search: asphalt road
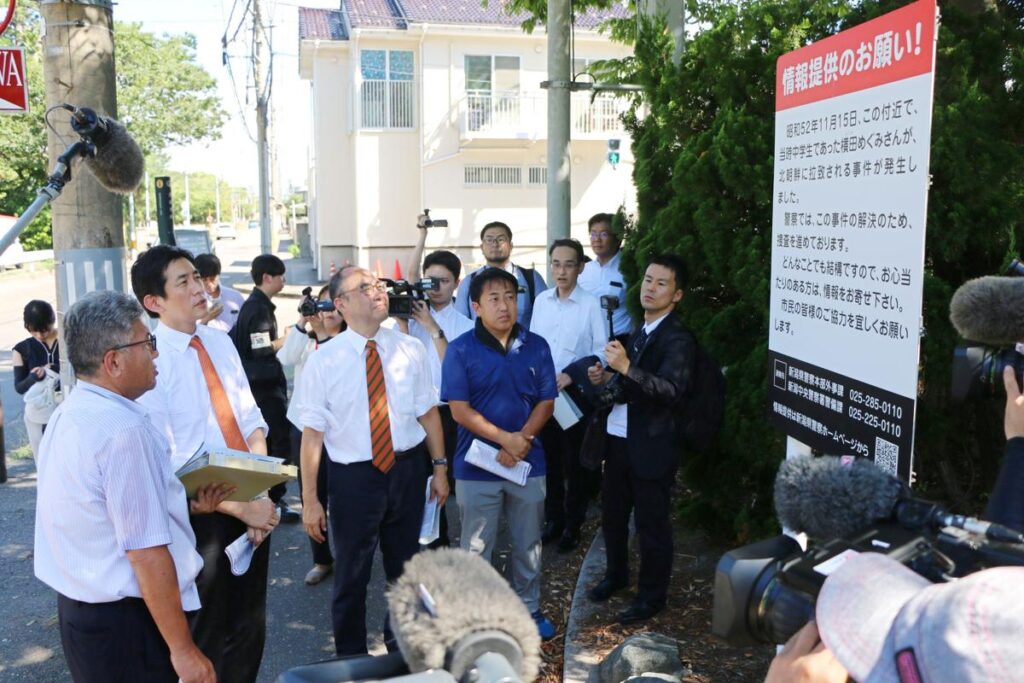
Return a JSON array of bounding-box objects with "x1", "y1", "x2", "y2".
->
[{"x1": 0, "y1": 234, "x2": 402, "y2": 681}]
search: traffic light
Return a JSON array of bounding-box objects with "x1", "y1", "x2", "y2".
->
[{"x1": 607, "y1": 138, "x2": 621, "y2": 168}]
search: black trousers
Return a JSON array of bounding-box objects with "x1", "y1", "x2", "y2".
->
[
  {"x1": 601, "y1": 436, "x2": 675, "y2": 607},
  {"x1": 190, "y1": 511, "x2": 271, "y2": 683},
  {"x1": 542, "y1": 419, "x2": 597, "y2": 531},
  {"x1": 433, "y1": 404, "x2": 458, "y2": 548},
  {"x1": 290, "y1": 425, "x2": 333, "y2": 565},
  {"x1": 58, "y1": 594, "x2": 189, "y2": 683},
  {"x1": 255, "y1": 391, "x2": 291, "y2": 503},
  {"x1": 328, "y1": 446, "x2": 428, "y2": 655}
]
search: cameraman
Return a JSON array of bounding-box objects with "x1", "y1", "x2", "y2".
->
[
  {"x1": 985, "y1": 366, "x2": 1024, "y2": 532},
  {"x1": 765, "y1": 552, "x2": 1024, "y2": 683}
]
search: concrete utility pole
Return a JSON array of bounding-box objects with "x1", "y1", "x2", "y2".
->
[
  {"x1": 40, "y1": 0, "x2": 125, "y2": 390},
  {"x1": 546, "y1": 0, "x2": 572, "y2": 254},
  {"x1": 183, "y1": 171, "x2": 191, "y2": 226},
  {"x1": 640, "y1": 0, "x2": 685, "y2": 65},
  {"x1": 215, "y1": 175, "x2": 222, "y2": 223},
  {"x1": 254, "y1": 0, "x2": 272, "y2": 254}
]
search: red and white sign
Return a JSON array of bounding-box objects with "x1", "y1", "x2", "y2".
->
[
  {"x1": 768, "y1": 0, "x2": 939, "y2": 479},
  {"x1": 0, "y1": 46, "x2": 29, "y2": 113}
]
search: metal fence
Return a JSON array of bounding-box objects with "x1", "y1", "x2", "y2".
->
[{"x1": 361, "y1": 79, "x2": 415, "y2": 129}]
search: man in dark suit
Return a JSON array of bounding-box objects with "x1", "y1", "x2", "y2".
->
[{"x1": 586, "y1": 254, "x2": 694, "y2": 624}]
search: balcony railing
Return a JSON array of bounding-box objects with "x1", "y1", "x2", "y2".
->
[
  {"x1": 361, "y1": 79, "x2": 415, "y2": 129},
  {"x1": 460, "y1": 90, "x2": 629, "y2": 140}
]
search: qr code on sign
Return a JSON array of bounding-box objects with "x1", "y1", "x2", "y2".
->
[{"x1": 874, "y1": 437, "x2": 899, "y2": 475}]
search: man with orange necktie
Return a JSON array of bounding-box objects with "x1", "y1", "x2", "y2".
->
[
  {"x1": 132, "y1": 245, "x2": 279, "y2": 683},
  {"x1": 298, "y1": 265, "x2": 448, "y2": 655}
]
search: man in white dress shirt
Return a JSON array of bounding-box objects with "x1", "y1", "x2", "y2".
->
[
  {"x1": 195, "y1": 253, "x2": 246, "y2": 333},
  {"x1": 578, "y1": 212, "x2": 633, "y2": 340},
  {"x1": 531, "y1": 238, "x2": 607, "y2": 552},
  {"x1": 132, "y1": 245, "x2": 279, "y2": 683},
  {"x1": 404, "y1": 224, "x2": 474, "y2": 547},
  {"x1": 299, "y1": 265, "x2": 448, "y2": 655},
  {"x1": 34, "y1": 291, "x2": 229, "y2": 683}
]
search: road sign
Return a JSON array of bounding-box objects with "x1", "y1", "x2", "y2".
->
[{"x1": 0, "y1": 46, "x2": 28, "y2": 113}]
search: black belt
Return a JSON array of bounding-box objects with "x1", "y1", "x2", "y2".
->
[{"x1": 395, "y1": 440, "x2": 427, "y2": 461}]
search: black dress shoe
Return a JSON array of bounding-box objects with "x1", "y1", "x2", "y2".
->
[
  {"x1": 556, "y1": 528, "x2": 579, "y2": 553},
  {"x1": 588, "y1": 576, "x2": 627, "y2": 602},
  {"x1": 541, "y1": 520, "x2": 564, "y2": 545},
  {"x1": 278, "y1": 503, "x2": 302, "y2": 524},
  {"x1": 618, "y1": 600, "x2": 663, "y2": 625}
]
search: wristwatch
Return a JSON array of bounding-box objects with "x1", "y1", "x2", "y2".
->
[
  {"x1": 431, "y1": 458, "x2": 448, "y2": 467},
  {"x1": 432, "y1": 329, "x2": 445, "y2": 340}
]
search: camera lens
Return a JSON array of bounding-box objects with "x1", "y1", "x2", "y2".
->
[{"x1": 951, "y1": 345, "x2": 1024, "y2": 402}]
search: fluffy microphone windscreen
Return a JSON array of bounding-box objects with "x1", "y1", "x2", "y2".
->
[
  {"x1": 774, "y1": 455, "x2": 904, "y2": 540},
  {"x1": 387, "y1": 548, "x2": 540, "y2": 680},
  {"x1": 82, "y1": 118, "x2": 145, "y2": 194},
  {"x1": 949, "y1": 276, "x2": 1024, "y2": 345}
]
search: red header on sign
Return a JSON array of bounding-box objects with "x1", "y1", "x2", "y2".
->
[{"x1": 775, "y1": 0, "x2": 936, "y2": 112}]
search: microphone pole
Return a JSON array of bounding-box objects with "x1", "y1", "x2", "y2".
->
[{"x1": 0, "y1": 138, "x2": 95, "y2": 259}]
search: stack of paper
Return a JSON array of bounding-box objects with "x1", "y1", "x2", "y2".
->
[
  {"x1": 419, "y1": 475, "x2": 442, "y2": 545},
  {"x1": 465, "y1": 439, "x2": 532, "y2": 486},
  {"x1": 176, "y1": 446, "x2": 297, "y2": 502}
]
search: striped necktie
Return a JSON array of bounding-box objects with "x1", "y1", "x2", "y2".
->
[{"x1": 365, "y1": 340, "x2": 395, "y2": 473}]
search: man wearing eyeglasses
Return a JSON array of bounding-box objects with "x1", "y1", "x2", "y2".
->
[
  {"x1": 578, "y1": 213, "x2": 633, "y2": 339},
  {"x1": 453, "y1": 221, "x2": 548, "y2": 330},
  {"x1": 34, "y1": 291, "x2": 231, "y2": 683},
  {"x1": 297, "y1": 265, "x2": 448, "y2": 656}
]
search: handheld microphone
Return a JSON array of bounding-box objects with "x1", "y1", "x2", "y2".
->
[
  {"x1": 774, "y1": 455, "x2": 1024, "y2": 544},
  {"x1": 949, "y1": 276, "x2": 1024, "y2": 345},
  {"x1": 386, "y1": 548, "x2": 541, "y2": 681},
  {"x1": 65, "y1": 105, "x2": 145, "y2": 194}
]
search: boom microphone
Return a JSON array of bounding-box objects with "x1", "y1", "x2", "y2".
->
[
  {"x1": 775, "y1": 455, "x2": 1024, "y2": 543},
  {"x1": 949, "y1": 276, "x2": 1024, "y2": 345},
  {"x1": 387, "y1": 548, "x2": 541, "y2": 681},
  {"x1": 67, "y1": 105, "x2": 145, "y2": 194}
]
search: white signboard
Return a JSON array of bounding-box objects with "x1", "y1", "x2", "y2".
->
[{"x1": 768, "y1": 0, "x2": 938, "y2": 481}]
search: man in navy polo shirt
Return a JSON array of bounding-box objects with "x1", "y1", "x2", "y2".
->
[{"x1": 441, "y1": 267, "x2": 557, "y2": 640}]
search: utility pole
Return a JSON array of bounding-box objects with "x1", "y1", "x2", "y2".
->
[
  {"x1": 640, "y1": 0, "x2": 685, "y2": 65},
  {"x1": 183, "y1": 171, "x2": 191, "y2": 226},
  {"x1": 144, "y1": 170, "x2": 151, "y2": 228},
  {"x1": 253, "y1": 0, "x2": 272, "y2": 254},
  {"x1": 40, "y1": 0, "x2": 125, "y2": 390},
  {"x1": 546, "y1": 0, "x2": 572, "y2": 256},
  {"x1": 215, "y1": 175, "x2": 222, "y2": 223}
]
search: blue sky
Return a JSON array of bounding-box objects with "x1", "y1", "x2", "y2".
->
[{"x1": 116, "y1": 0, "x2": 337, "y2": 191}]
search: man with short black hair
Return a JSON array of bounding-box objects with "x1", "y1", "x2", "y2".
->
[
  {"x1": 132, "y1": 245, "x2": 278, "y2": 682},
  {"x1": 578, "y1": 212, "x2": 632, "y2": 338},
  {"x1": 453, "y1": 221, "x2": 547, "y2": 329},
  {"x1": 531, "y1": 238, "x2": 607, "y2": 552},
  {"x1": 233, "y1": 254, "x2": 299, "y2": 521},
  {"x1": 442, "y1": 267, "x2": 557, "y2": 639},
  {"x1": 195, "y1": 253, "x2": 246, "y2": 332},
  {"x1": 586, "y1": 253, "x2": 695, "y2": 625}
]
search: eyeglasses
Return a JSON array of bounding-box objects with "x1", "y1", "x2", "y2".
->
[
  {"x1": 482, "y1": 236, "x2": 510, "y2": 246},
  {"x1": 109, "y1": 333, "x2": 157, "y2": 353},
  {"x1": 340, "y1": 280, "x2": 388, "y2": 297},
  {"x1": 589, "y1": 231, "x2": 612, "y2": 239}
]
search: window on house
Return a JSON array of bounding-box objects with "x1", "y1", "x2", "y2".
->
[
  {"x1": 464, "y1": 164, "x2": 522, "y2": 187},
  {"x1": 361, "y1": 49, "x2": 414, "y2": 129},
  {"x1": 464, "y1": 55, "x2": 521, "y2": 132}
]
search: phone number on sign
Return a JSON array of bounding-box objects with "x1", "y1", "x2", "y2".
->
[{"x1": 848, "y1": 389, "x2": 903, "y2": 419}]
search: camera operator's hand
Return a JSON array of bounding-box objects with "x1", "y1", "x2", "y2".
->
[
  {"x1": 1004, "y1": 366, "x2": 1024, "y2": 440},
  {"x1": 764, "y1": 621, "x2": 848, "y2": 683},
  {"x1": 416, "y1": 213, "x2": 429, "y2": 230},
  {"x1": 410, "y1": 300, "x2": 438, "y2": 332},
  {"x1": 588, "y1": 361, "x2": 613, "y2": 386},
  {"x1": 605, "y1": 340, "x2": 630, "y2": 375}
]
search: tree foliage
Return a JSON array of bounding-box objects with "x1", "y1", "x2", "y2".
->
[
  {"x1": 597, "y1": 0, "x2": 1024, "y2": 540},
  {"x1": 0, "y1": 10, "x2": 227, "y2": 249}
]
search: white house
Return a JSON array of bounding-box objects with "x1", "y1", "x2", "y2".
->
[{"x1": 297, "y1": 0, "x2": 636, "y2": 278}]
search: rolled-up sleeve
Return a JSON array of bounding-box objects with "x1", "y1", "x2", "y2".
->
[{"x1": 99, "y1": 428, "x2": 172, "y2": 552}]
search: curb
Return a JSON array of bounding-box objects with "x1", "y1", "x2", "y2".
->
[{"x1": 563, "y1": 529, "x2": 608, "y2": 683}]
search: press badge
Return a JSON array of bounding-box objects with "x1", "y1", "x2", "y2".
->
[{"x1": 250, "y1": 332, "x2": 272, "y2": 349}]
